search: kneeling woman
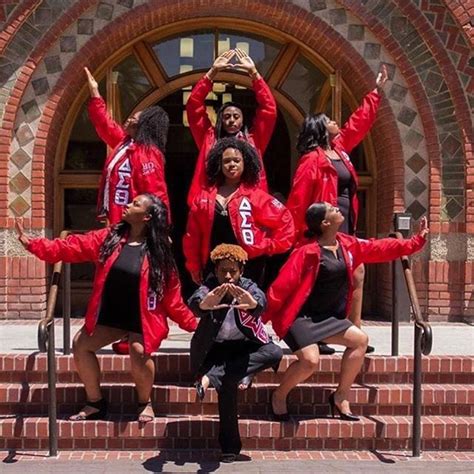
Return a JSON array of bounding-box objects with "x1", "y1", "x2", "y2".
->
[
  {"x1": 189, "y1": 244, "x2": 283, "y2": 462},
  {"x1": 265, "y1": 203, "x2": 428, "y2": 420},
  {"x1": 16, "y1": 194, "x2": 197, "y2": 422}
]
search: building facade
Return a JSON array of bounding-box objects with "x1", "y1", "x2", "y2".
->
[{"x1": 0, "y1": 0, "x2": 472, "y2": 322}]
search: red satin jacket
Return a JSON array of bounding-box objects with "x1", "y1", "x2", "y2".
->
[
  {"x1": 183, "y1": 185, "x2": 295, "y2": 274},
  {"x1": 287, "y1": 90, "x2": 381, "y2": 242},
  {"x1": 88, "y1": 97, "x2": 170, "y2": 224},
  {"x1": 185, "y1": 76, "x2": 277, "y2": 207},
  {"x1": 27, "y1": 228, "x2": 197, "y2": 354},
  {"x1": 263, "y1": 232, "x2": 426, "y2": 339}
]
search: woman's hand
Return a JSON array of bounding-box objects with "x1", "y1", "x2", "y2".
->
[
  {"x1": 84, "y1": 67, "x2": 100, "y2": 98},
  {"x1": 234, "y1": 48, "x2": 260, "y2": 79},
  {"x1": 206, "y1": 51, "x2": 235, "y2": 80},
  {"x1": 227, "y1": 284, "x2": 258, "y2": 310},
  {"x1": 199, "y1": 284, "x2": 230, "y2": 310},
  {"x1": 15, "y1": 218, "x2": 30, "y2": 249},
  {"x1": 376, "y1": 64, "x2": 388, "y2": 91},
  {"x1": 417, "y1": 216, "x2": 429, "y2": 239},
  {"x1": 190, "y1": 270, "x2": 203, "y2": 285}
]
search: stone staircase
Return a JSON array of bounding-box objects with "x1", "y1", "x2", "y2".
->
[{"x1": 0, "y1": 353, "x2": 472, "y2": 451}]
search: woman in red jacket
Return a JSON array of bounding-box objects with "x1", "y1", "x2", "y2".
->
[
  {"x1": 85, "y1": 67, "x2": 170, "y2": 224},
  {"x1": 265, "y1": 202, "x2": 428, "y2": 420},
  {"x1": 16, "y1": 194, "x2": 197, "y2": 423},
  {"x1": 186, "y1": 49, "x2": 277, "y2": 206},
  {"x1": 183, "y1": 137, "x2": 295, "y2": 286},
  {"x1": 287, "y1": 65, "x2": 388, "y2": 353}
]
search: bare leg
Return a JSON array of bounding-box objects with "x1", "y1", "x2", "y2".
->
[
  {"x1": 348, "y1": 264, "x2": 365, "y2": 328},
  {"x1": 72, "y1": 324, "x2": 126, "y2": 417},
  {"x1": 323, "y1": 325, "x2": 368, "y2": 414},
  {"x1": 272, "y1": 344, "x2": 319, "y2": 415},
  {"x1": 128, "y1": 333, "x2": 155, "y2": 421}
]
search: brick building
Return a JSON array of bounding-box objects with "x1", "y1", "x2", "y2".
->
[{"x1": 0, "y1": 0, "x2": 472, "y2": 322}]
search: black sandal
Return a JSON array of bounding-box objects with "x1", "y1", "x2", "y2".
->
[
  {"x1": 137, "y1": 401, "x2": 155, "y2": 423},
  {"x1": 69, "y1": 398, "x2": 107, "y2": 421}
]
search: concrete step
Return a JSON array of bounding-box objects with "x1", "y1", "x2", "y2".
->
[
  {"x1": 1, "y1": 354, "x2": 472, "y2": 384},
  {"x1": 0, "y1": 415, "x2": 472, "y2": 451},
  {"x1": 1, "y1": 382, "x2": 473, "y2": 417}
]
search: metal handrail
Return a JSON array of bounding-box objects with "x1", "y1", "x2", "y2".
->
[
  {"x1": 37, "y1": 230, "x2": 71, "y2": 457},
  {"x1": 391, "y1": 231, "x2": 433, "y2": 457}
]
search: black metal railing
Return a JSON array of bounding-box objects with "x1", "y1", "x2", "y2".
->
[
  {"x1": 37, "y1": 230, "x2": 71, "y2": 457},
  {"x1": 390, "y1": 232, "x2": 433, "y2": 457}
]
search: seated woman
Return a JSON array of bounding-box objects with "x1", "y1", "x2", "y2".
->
[
  {"x1": 189, "y1": 244, "x2": 283, "y2": 463},
  {"x1": 264, "y1": 202, "x2": 429, "y2": 421},
  {"x1": 183, "y1": 136, "x2": 295, "y2": 287},
  {"x1": 16, "y1": 194, "x2": 197, "y2": 423}
]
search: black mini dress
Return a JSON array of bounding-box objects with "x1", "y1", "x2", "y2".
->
[
  {"x1": 283, "y1": 244, "x2": 352, "y2": 352},
  {"x1": 97, "y1": 243, "x2": 144, "y2": 334},
  {"x1": 331, "y1": 158, "x2": 354, "y2": 235},
  {"x1": 205, "y1": 200, "x2": 266, "y2": 284}
]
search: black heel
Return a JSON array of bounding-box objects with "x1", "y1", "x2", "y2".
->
[
  {"x1": 194, "y1": 380, "x2": 206, "y2": 401},
  {"x1": 328, "y1": 392, "x2": 360, "y2": 421}
]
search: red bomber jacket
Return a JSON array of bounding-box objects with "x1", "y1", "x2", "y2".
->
[
  {"x1": 88, "y1": 97, "x2": 170, "y2": 224},
  {"x1": 263, "y1": 232, "x2": 426, "y2": 339},
  {"x1": 183, "y1": 185, "x2": 295, "y2": 274},
  {"x1": 27, "y1": 228, "x2": 197, "y2": 354},
  {"x1": 185, "y1": 76, "x2": 277, "y2": 207},
  {"x1": 287, "y1": 89, "x2": 381, "y2": 242}
]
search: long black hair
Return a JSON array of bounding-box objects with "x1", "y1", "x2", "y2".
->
[
  {"x1": 215, "y1": 102, "x2": 249, "y2": 139},
  {"x1": 296, "y1": 113, "x2": 330, "y2": 156},
  {"x1": 99, "y1": 194, "x2": 175, "y2": 298},
  {"x1": 304, "y1": 202, "x2": 328, "y2": 238},
  {"x1": 206, "y1": 136, "x2": 261, "y2": 187},
  {"x1": 135, "y1": 106, "x2": 170, "y2": 154}
]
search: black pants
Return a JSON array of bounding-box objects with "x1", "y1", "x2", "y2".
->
[{"x1": 202, "y1": 340, "x2": 283, "y2": 455}]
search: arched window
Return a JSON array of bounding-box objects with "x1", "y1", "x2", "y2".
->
[{"x1": 56, "y1": 24, "x2": 376, "y2": 311}]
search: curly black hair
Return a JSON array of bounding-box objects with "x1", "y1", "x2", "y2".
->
[
  {"x1": 99, "y1": 194, "x2": 175, "y2": 299},
  {"x1": 135, "y1": 106, "x2": 170, "y2": 154},
  {"x1": 206, "y1": 136, "x2": 261, "y2": 187},
  {"x1": 296, "y1": 113, "x2": 330, "y2": 156}
]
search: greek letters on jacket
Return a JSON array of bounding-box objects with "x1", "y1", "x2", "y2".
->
[
  {"x1": 26, "y1": 228, "x2": 197, "y2": 354},
  {"x1": 88, "y1": 96, "x2": 170, "y2": 224},
  {"x1": 183, "y1": 185, "x2": 295, "y2": 274},
  {"x1": 188, "y1": 275, "x2": 269, "y2": 377}
]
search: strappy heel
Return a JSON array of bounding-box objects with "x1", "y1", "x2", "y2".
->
[{"x1": 137, "y1": 400, "x2": 154, "y2": 423}]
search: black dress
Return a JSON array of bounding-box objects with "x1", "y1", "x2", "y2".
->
[
  {"x1": 331, "y1": 158, "x2": 354, "y2": 235},
  {"x1": 283, "y1": 245, "x2": 352, "y2": 352},
  {"x1": 97, "y1": 243, "x2": 144, "y2": 334},
  {"x1": 205, "y1": 200, "x2": 266, "y2": 284}
]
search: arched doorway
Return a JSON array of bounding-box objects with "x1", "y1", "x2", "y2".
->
[{"x1": 55, "y1": 24, "x2": 376, "y2": 313}]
